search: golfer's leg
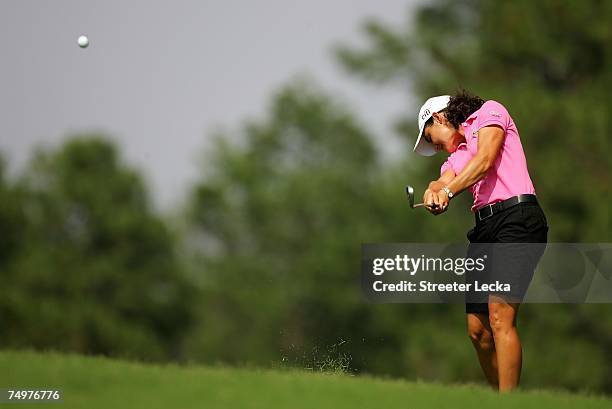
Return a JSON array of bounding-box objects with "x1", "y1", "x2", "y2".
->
[
  {"x1": 488, "y1": 296, "x2": 521, "y2": 392},
  {"x1": 467, "y1": 313, "x2": 498, "y2": 389}
]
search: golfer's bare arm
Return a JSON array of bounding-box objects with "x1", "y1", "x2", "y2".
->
[
  {"x1": 445, "y1": 125, "x2": 505, "y2": 196},
  {"x1": 427, "y1": 170, "x2": 455, "y2": 193}
]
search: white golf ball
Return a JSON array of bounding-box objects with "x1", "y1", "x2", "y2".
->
[{"x1": 77, "y1": 35, "x2": 89, "y2": 48}]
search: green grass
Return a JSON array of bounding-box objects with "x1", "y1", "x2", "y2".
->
[{"x1": 1, "y1": 350, "x2": 610, "y2": 409}]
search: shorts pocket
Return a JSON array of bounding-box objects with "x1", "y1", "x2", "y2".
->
[{"x1": 520, "y1": 204, "x2": 549, "y2": 236}]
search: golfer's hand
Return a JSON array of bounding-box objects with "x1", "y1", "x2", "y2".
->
[
  {"x1": 424, "y1": 189, "x2": 436, "y2": 207},
  {"x1": 430, "y1": 190, "x2": 449, "y2": 215},
  {"x1": 424, "y1": 189, "x2": 441, "y2": 214}
]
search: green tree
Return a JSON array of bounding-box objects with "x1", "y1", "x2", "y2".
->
[
  {"x1": 0, "y1": 156, "x2": 24, "y2": 272},
  {"x1": 0, "y1": 137, "x2": 195, "y2": 361}
]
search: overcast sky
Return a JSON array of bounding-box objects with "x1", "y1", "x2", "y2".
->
[{"x1": 1, "y1": 0, "x2": 421, "y2": 210}]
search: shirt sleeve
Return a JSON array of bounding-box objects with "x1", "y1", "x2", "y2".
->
[
  {"x1": 439, "y1": 144, "x2": 471, "y2": 176},
  {"x1": 440, "y1": 159, "x2": 454, "y2": 176},
  {"x1": 477, "y1": 100, "x2": 510, "y2": 131}
]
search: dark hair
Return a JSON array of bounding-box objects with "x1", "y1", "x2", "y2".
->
[{"x1": 424, "y1": 89, "x2": 485, "y2": 131}]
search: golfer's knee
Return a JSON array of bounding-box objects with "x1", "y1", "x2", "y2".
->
[
  {"x1": 488, "y1": 308, "x2": 515, "y2": 335},
  {"x1": 467, "y1": 324, "x2": 495, "y2": 351}
]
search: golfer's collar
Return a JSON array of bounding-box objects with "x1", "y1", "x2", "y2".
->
[{"x1": 462, "y1": 112, "x2": 479, "y2": 127}]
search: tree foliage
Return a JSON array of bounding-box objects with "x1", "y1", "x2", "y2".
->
[{"x1": 0, "y1": 137, "x2": 195, "y2": 361}]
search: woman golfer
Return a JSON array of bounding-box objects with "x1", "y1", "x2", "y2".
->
[{"x1": 413, "y1": 90, "x2": 548, "y2": 391}]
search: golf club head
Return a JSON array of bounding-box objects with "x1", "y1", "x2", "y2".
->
[
  {"x1": 406, "y1": 185, "x2": 415, "y2": 208},
  {"x1": 405, "y1": 185, "x2": 431, "y2": 209}
]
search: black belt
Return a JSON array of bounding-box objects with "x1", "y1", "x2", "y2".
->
[{"x1": 474, "y1": 194, "x2": 538, "y2": 223}]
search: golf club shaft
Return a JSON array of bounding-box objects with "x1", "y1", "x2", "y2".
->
[{"x1": 415, "y1": 203, "x2": 440, "y2": 208}]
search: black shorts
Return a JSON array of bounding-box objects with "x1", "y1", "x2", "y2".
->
[{"x1": 465, "y1": 202, "x2": 548, "y2": 314}]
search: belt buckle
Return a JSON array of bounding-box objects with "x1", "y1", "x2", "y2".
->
[{"x1": 478, "y1": 204, "x2": 494, "y2": 222}]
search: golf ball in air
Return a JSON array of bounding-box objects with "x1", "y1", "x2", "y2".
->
[{"x1": 77, "y1": 35, "x2": 89, "y2": 48}]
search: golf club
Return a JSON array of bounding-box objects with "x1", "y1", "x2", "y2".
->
[{"x1": 406, "y1": 185, "x2": 438, "y2": 209}]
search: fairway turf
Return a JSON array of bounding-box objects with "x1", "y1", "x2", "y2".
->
[{"x1": 1, "y1": 350, "x2": 610, "y2": 409}]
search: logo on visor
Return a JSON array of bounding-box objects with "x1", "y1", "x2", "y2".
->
[{"x1": 421, "y1": 109, "x2": 431, "y2": 121}]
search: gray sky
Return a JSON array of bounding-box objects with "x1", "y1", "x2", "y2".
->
[{"x1": 1, "y1": 0, "x2": 420, "y2": 210}]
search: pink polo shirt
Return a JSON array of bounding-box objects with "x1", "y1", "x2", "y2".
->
[{"x1": 440, "y1": 100, "x2": 536, "y2": 211}]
